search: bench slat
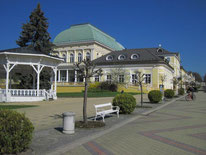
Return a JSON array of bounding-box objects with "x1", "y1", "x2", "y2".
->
[{"x1": 94, "y1": 103, "x2": 112, "y2": 108}]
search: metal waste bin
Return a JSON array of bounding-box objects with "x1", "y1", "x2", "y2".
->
[{"x1": 62, "y1": 112, "x2": 75, "y2": 134}]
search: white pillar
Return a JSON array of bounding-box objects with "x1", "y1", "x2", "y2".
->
[
  {"x1": 58, "y1": 70, "x2": 61, "y2": 82},
  {"x1": 37, "y1": 65, "x2": 40, "y2": 97},
  {"x1": 66, "y1": 70, "x2": 69, "y2": 82},
  {"x1": 54, "y1": 67, "x2": 57, "y2": 99},
  {"x1": 5, "y1": 63, "x2": 9, "y2": 100},
  {"x1": 91, "y1": 49, "x2": 94, "y2": 60},
  {"x1": 74, "y1": 70, "x2": 77, "y2": 83}
]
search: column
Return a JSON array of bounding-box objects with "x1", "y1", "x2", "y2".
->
[
  {"x1": 37, "y1": 65, "x2": 40, "y2": 96},
  {"x1": 91, "y1": 49, "x2": 94, "y2": 60},
  {"x1": 66, "y1": 70, "x2": 69, "y2": 82},
  {"x1": 74, "y1": 70, "x2": 77, "y2": 83},
  {"x1": 58, "y1": 70, "x2": 61, "y2": 82},
  {"x1": 5, "y1": 63, "x2": 9, "y2": 100},
  {"x1": 54, "y1": 68, "x2": 57, "y2": 98}
]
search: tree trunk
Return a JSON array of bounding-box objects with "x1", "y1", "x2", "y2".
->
[
  {"x1": 140, "y1": 84, "x2": 143, "y2": 107},
  {"x1": 83, "y1": 77, "x2": 88, "y2": 124}
]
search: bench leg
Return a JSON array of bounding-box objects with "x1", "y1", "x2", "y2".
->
[
  {"x1": 101, "y1": 114, "x2": 105, "y2": 122},
  {"x1": 117, "y1": 111, "x2": 119, "y2": 118}
]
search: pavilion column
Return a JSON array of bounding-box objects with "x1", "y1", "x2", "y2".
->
[
  {"x1": 3, "y1": 63, "x2": 16, "y2": 102},
  {"x1": 53, "y1": 67, "x2": 57, "y2": 99},
  {"x1": 50, "y1": 71, "x2": 54, "y2": 91},
  {"x1": 5, "y1": 63, "x2": 10, "y2": 100},
  {"x1": 31, "y1": 64, "x2": 44, "y2": 97},
  {"x1": 58, "y1": 70, "x2": 61, "y2": 82},
  {"x1": 66, "y1": 70, "x2": 69, "y2": 82}
]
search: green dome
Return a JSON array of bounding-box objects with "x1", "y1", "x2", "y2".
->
[{"x1": 53, "y1": 23, "x2": 124, "y2": 51}]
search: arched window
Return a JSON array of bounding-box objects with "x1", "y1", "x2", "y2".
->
[
  {"x1": 86, "y1": 52, "x2": 91, "y2": 60},
  {"x1": 70, "y1": 53, "x2": 74, "y2": 63},
  {"x1": 62, "y1": 54, "x2": 67, "y2": 62},
  {"x1": 131, "y1": 54, "x2": 139, "y2": 60},
  {"x1": 118, "y1": 55, "x2": 126, "y2": 60},
  {"x1": 106, "y1": 55, "x2": 113, "y2": 61},
  {"x1": 78, "y1": 53, "x2": 82, "y2": 62}
]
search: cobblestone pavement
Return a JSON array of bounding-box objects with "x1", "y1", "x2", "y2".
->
[
  {"x1": 66, "y1": 92, "x2": 206, "y2": 155},
  {"x1": 10, "y1": 94, "x2": 147, "y2": 131}
]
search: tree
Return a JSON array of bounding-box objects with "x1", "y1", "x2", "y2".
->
[
  {"x1": 160, "y1": 74, "x2": 167, "y2": 86},
  {"x1": 74, "y1": 59, "x2": 102, "y2": 124},
  {"x1": 16, "y1": 3, "x2": 53, "y2": 54},
  {"x1": 134, "y1": 71, "x2": 145, "y2": 107},
  {"x1": 204, "y1": 74, "x2": 206, "y2": 83},
  {"x1": 109, "y1": 67, "x2": 130, "y2": 86},
  {"x1": 188, "y1": 71, "x2": 202, "y2": 83}
]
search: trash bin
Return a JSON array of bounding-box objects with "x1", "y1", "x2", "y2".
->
[{"x1": 62, "y1": 112, "x2": 75, "y2": 134}]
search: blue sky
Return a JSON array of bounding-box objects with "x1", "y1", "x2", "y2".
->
[{"x1": 0, "y1": 0, "x2": 205, "y2": 76}]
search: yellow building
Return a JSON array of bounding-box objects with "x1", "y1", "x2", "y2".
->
[
  {"x1": 52, "y1": 23, "x2": 124, "y2": 83},
  {"x1": 52, "y1": 23, "x2": 187, "y2": 91}
]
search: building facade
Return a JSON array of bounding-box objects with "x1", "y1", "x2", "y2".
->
[{"x1": 51, "y1": 23, "x2": 193, "y2": 91}]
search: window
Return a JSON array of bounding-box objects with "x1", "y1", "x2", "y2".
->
[
  {"x1": 166, "y1": 57, "x2": 170, "y2": 63},
  {"x1": 95, "y1": 75, "x2": 99, "y2": 82},
  {"x1": 78, "y1": 53, "x2": 82, "y2": 62},
  {"x1": 132, "y1": 74, "x2": 137, "y2": 84},
  {"x1": 62, "y1": 54, "x2": 67, "y2": 62},
  {"x1": 131, "y1": 54, "x2": 139, "y2": 60},
  {"x1": 106, "y1": 55, "x2": 113, "y2": 61},
  {"x1": 107, "y1": 75, "x2": 112, "y2": 83},
  {"x1": 86, "y1": 52, "x2": 91, "y2": 60},
  {"x1": 145, "y1": 74, "x2": 151, "y2": 84},
  {"x1": 157, "y1": 48, "x2": 163, "y2": 53},
  {"x1": 70, "y1": 53, "x2": 74, "y2": 63},
  {"x1": 119, "y1": 75, "x2": 124, "y2": 83},
  {"x1": 118, "y1": 55, "x2": 126, "y2": 60}
]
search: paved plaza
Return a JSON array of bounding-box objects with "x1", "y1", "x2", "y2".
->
[{"x1": 65, "y1": 92, "x2": 206, "y2": 155}]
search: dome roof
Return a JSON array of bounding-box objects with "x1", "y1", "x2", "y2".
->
[{"x1": 53, "y1": 23, "x2": 124, "y2": 51}]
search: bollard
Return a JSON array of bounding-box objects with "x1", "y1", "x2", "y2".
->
[{"x1": 62, "y1": 112, "x2": 75, "y2": 134}]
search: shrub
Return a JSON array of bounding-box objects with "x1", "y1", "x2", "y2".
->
[
  {"x1": 112, "y1": 93, "x2": 136, "y2": 114},
  {"x1": 88, "y1": 82, "x2": 100, "y2": 89},
  {"x1": 0, "y1": 109, "x2": 34, "y2": 154},
  {"x1": 99, "y1": 82, "x2": 118, "y2": 92},
  {"x1": 148, "y1": 90, "x2": 162, "y2": 103},
  {"x1": 164, "y1": 89, "x2": 175, "y2": 98},
  {"x1": 178, "y1": 88, "x2": 185, "y2": 95}
]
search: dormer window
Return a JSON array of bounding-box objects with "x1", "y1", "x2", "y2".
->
[
  {"x1": 106, "y1": 55, "x2": 113, "y2": 61},
  {"x1": 157, "y1": 48, "x2": 163, "y2": 53},
  {"x1": 166, "y1": 57, "x2": 170, "y2": 63},
  {"x1": 131, "y1": 54, "x2": 139, "y2": 60},
  {"x1": 118, "y1": 55, "x2": 126, "y2": 60}
]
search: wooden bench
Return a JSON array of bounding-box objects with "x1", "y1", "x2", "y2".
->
[{"x1": 94, "y1": 103, "x2": 120, "y2": 122}]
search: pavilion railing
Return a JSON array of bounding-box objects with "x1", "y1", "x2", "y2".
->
[{"x1": 8, "y1": 89, "x2": 45, "y2": 97}]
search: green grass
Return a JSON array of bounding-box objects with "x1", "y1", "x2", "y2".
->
[
  {"x1": 0, "y1": 105, "x2": 38, "y2": 110},
  {"x1": 57, "y1": 92, "x2": 140, "y2": 98}
]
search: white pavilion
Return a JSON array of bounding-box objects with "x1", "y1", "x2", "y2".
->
[{"x1": 0, "y1": 47, "x2": 63, "y2": 102}]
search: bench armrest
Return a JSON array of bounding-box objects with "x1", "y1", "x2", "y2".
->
[{"x1": 112, "y1": 106, "x2": 120, "y2": 111}]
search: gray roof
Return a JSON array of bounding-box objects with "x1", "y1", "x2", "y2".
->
[
  {"x1": 93, "y1": 48, "x2": 175, "y2": 70},
  {"x1": 0, "y1": 47, "x2": 44, "y2": 54},
  {"x1": 0, "y1": 47, "x2": 60, "y2": 58}
]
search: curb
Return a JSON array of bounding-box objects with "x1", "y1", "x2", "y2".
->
[{"x1": 48, "y1": 95, "x2": 185, "y2": 155}]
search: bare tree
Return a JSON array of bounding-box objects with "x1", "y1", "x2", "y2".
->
[
  {"x1": 74, "y1": 59, "x2": 102, "y2": 124},
  {"x1": 109, "y1": 67, "x2": 130, "y2": 85},
  {"x1": 160, "y1": 74, "x2": 167, "y2": 86},
  {"x1": 134, "y1": 71, "x2": 145, "y2": 107}
]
